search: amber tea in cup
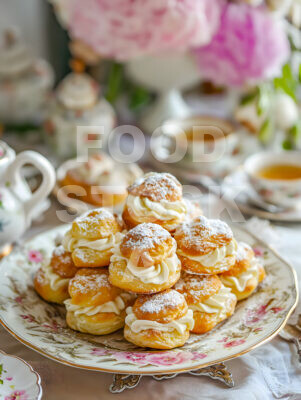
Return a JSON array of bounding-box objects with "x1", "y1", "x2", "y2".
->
[{"x1": 256, "y1": 164, "x2": 301, "y2": 181}]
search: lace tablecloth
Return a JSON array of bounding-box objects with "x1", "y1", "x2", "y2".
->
[{"x1": 1, "y1": 203, "x2": 301, "y2": 400}]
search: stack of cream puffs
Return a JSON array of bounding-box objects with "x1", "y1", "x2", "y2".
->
[{"x1": 34, "y1": 170, "x2": 265, "y2": 349}]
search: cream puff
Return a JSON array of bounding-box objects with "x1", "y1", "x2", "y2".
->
[
  {"x1": 109, "y1": 223, "x2": 181, "y2": 294},
  {"x1": 122, "y1": 172, "x2": 188, "y2": 232},
  {"x1": 220, "y1": 242, "x2": 266, "y2": 300},
  {"x1": 65, "y1": 268, "x2": 134, "y2": 335},
  {"x1": 62, "y1": 208, "x2": 123, "y2": 268},
  {"x1": 124, "y1": 289, "x2": 194, "y2": 349},
  {"x1": 174, "y1": 216, "x2": 237, "y2": 275},
  {"x1": 60, "y1": 152, "x2": 143, "y2": 207},
  {"x1": 175, "y1": 273, "x2": 237, "y2": 334},
  {"x1": 34, "y1": 245, "x2": 77, "y2": 304}
]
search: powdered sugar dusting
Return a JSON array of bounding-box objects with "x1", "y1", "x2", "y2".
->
[
  {"x1": 53, "y1": 245, "x2": 65, "y2": 257},
  {"x1": 175, "y1": 274, "x2": 218, "y2": 300},
  {"x1": 71, "y1": 272, "x2": 110, "y2": 294},
  {"x1": 73, "y1": 208, "x2": 114, "y2": 234},
  {"x1": 128, "y1": 172, "x2": 182, "y2": 201},
  {"x1": 236, "y1": 242, "x2": 252, "y2": 262},
  {"x1": 193, "y1": 216, "x2": 232, "y2": 238},
  {"x1": 122, "y1": 223, "x2": 171, "y2": 250},
  {"x1": 176, "y1": 216, "x2": 233, "y2": 253},
  {"x1": 140, "y1": 290, "x2": 184, "y2": 314}
]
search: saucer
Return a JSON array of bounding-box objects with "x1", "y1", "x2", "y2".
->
[
  {"x1": 149, "y1": 131, "x2": 261, "y2": 182},
  {"x1": 221, "y1": 169, "x2": 301, "y2": 222},
  {"x1": 0, "y1": 350, "x2": 42, "y2": 399}
]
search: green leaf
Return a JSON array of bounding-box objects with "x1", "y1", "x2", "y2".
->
[
  {"x1": 256, "y1": 85, "x2": 270, "y2": 116},
  {"x1": 282, "y1": 139, "x2": 293, "y2": 150},
  {"x1": 258, "y1": 119, "x2": 273, "y2": 144},
  {"x1": 129, "y1": 86, "x2": 152, "y2": 110},
  {"x1": 289, "y1": 121, "x2": 301, "y2": 139},
  {"x1": 274, "y1": 63, "x2": 298, "y2": 102},
  {"x1": 105, "y1": 62, "x2": 124, "y2": 104},
  {"x1": 299, "y1": 63, "x2": 301, "y2": 84},
  {"x1": 240, "y1": 90, "x2": 258, "y2": 106}
]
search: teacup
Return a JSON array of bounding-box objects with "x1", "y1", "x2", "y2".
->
[
  {"x1": 244, "y1": 151, "x2": 301, "y2": 209},
  {"x1": 153, "y1": 115, "x2": 238, "y2": 171}
]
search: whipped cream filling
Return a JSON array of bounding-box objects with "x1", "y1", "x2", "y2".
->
[
  {"x1": 63, "y1": 230, "x2": 122, "y2": 253},
  {"x1": 220, "y1": 259, "x2": 262, "y2": 292},
  {"x1": 76, "y1": 156, "x2": 114, "y2": 184},
  {"x1": 64, "y1": 293, "x2": 132, "y2": 316},
  {"x1": 41, "y1": 262, "x2": 69, "y2": 291},
  {"x1": 111, "y1": 245, "x2": 180, "y2": 284},
  {"x1": 125, "y1": 307, "x2": 194, "y2": 334},
  {"x1": 127, "y1": 194, "x2": 187, "y2": 223},
  {"x1": 179, "y1": 239, "x2": 237, "y2": 268},
  {"x1": 189, "y1": 286, "x2": 235, "y2": 320}
]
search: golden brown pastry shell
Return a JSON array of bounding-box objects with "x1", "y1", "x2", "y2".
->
[{"x1": 34, "y1": 268, "x2": 69, "y2": 304}]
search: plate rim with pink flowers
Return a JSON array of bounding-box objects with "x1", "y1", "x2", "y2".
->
[{"x1": 0, "y1": 224, "x2": 298, "y2": 375}]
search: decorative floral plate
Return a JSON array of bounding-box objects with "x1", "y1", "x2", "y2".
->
[
  {"x1": 0, "y1": 350, "x2": 42, "y2": 400},
  {"x1": 0, "y1": 225, "x2": 298, "y2": 375}
]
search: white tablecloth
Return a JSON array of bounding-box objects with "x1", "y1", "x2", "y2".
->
[{"x1": 1, "y1": 203, "x2": 301, "y2": 400}]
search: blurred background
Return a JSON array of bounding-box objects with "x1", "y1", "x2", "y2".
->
[{"x1": 0, "y1": 0, "x2": 300, "y2": 214}]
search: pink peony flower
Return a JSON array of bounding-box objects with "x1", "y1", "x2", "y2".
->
[
  {"x1": 113, "y1": 351, "x2": 152, "y2": 365},
  {"x1": 42, "y1": 320, "x2": 60, "y2": 332},
  {"x1": 253, "y1": 247, "x2": 264, "y2": 258},
  {"x1": 224, "y1": 339, "x2": 246, "y2": 348},
  {"x1": 194, "y1": 3, "x2": 290, "y2": 87},
  {"x1": 15, "y1": 296, "x2": 23, "y2": 304},
  {"x1": 28, "y1": 250, "x2": 43, "y2": 264},
  {"x1": 91, "y1": 348, "x2": 109, "y2": 357},
  {"x1": 5, "y1": 390, "x2": 29, "y2": 400},
  {"x1": 69, "y1": 0, "x2": 222, "y2": 61},
  {"x1": 20, "y1": 314, "x2": 36, "y2": 323},
  {"x1": 244, "y1": 304, "x2": 268, "y2": 326},
  {"x1": 191, "y1": 352, "x2": 207, "y2": 361},
  {"x1": 146, "y1": 351, "x2": 193, "y2": 366}
]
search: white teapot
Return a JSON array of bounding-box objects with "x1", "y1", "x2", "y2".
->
[{"x1": 0, "y1": 141, "x2": 55, "y2": 251}]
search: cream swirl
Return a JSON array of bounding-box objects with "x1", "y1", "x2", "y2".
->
[
  {"x1": 220, "y1": 259, "x2": 262, "y2": 292},
  {"x1": 76, "y1": 155, "x2": 114, "y2": 184},
  {"x1": 111, "y1": 245, "x2": 180, "y2": 284},
  {"x1": 179, "y1": 239, "x2": 237, "y2": 268},
  {"x1": 64, "y1": 293, "x2": 133, "y2": 316},
  {"x1": 189, "y1": 286, "x2": 235, "y2": 319},
  {"x1": 63, "y1": 230, "x2": 122, "y2": 253},
  {"x1": 57, "y1": 73, "x2": 98, "y2": 109},
  {"x1": 125, "y1": 307, "x2": 194, "y2": 334},
  {"x1": 41, "y1": 262, "x2": 69, "y2": 291},
  {"x1": 127, "y1": 194, "x2": 187, "y2": 222}
]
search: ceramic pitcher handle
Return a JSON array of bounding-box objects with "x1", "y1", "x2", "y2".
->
[{"x1": 6, "y1": 151, "x2": 56, "y2": 227}]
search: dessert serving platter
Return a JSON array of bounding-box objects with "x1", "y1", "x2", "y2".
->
[{"x1": 0, "y1": 224, "x2": 297, "y2": 376}]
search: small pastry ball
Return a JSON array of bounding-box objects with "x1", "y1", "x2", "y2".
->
[
  {"x1": 34, "y1": 246, "x2": 76, "y2": 304},
  {"x1": 62, "y1": 208, "x2": 122, "y2": 268},
  {"x1": 65, "y1": 268, "x2": 134, "y2": 335},
  {"x1": 109, "y1": 223, "x2": 181, "y2": 294},
  {"x1": 175, "y1": 273, "x2": 237, "y2": 334},
  {"x1": 220, "y1": 242, "x2": 266, "y2": 300},
  {"x1": 174, "y1": 216, "x2": 237, "y2": 274},
  {"x1": 122, "y1": 172, "x2": 188, "y2": 232},
  {"x1": 124, "y1": 289, "x2": 194, "y2": 349},
  {"x1": 60, "y1": 153, "x2": 128, "y2": 207}
]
